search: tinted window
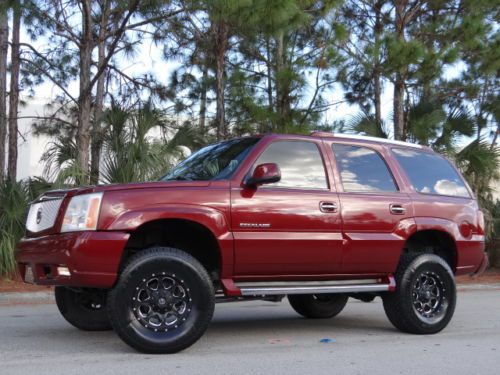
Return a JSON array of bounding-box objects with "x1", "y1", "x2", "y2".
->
[
  {"x1": 333, "y1": 144, "x2": 397, "y2": 192},
  {"x1": 392, "y1": 148, "x2": 470, "y2": 198},
  {"x1": 162, "y1": 137, "x2": 259, "y2": 181},
  {"x1": 253, "y1": 141, "x2": 327, "y2": 189}
]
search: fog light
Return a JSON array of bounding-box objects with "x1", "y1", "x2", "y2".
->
[{"x1": 57, "y1": 266, "x2": 71, "y2": 277}]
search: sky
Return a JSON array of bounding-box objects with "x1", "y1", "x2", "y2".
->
[{"x1": 15, "y1": 21, "x2": 490, "y2": 180}]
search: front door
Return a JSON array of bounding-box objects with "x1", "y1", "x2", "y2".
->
[{"x1": 231, "y1": 139, "x2": 343, "y2": 277}]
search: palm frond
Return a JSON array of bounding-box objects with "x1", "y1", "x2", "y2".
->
[{"x1": 346, "y1": 112, "x2": 389, "y2": 138}]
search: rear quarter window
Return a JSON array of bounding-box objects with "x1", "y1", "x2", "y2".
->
[{"x1": 392, "y1": 148, "x2": 470, "y2": 198}]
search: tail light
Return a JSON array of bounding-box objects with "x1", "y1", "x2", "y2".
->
[{"x1": 477, "y1": 210, "x2": 485, "y2": 235}]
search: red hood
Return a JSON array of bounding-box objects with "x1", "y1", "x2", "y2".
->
[{"x1": 42, "y1": 181, "x2": 211, "y2": 199}]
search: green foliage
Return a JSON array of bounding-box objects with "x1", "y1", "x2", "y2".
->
[
  {"x1": 455, "y1": 141, "x2": 500, "y2": 207},
  {"x1": 101, "y1": 102, "x2": 206, "y2": 184},
  {"x1": 0, "y1": 178, "x2": 52, "y2": 278},
  {"x1": 346, "y1": 112, "x2": 389, "y2": 138}
]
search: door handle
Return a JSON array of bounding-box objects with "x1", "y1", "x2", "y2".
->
[
  {"x1": 390, "y1": 204, "x2": 406, "y2": 215},
  {"x1": 319, "y1": 201, "x2": 338, "y2": 213}
]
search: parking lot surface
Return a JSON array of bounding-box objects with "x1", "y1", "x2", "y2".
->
[{"x1": 0, "y1": 289, "x2": 499, "y2": 375}]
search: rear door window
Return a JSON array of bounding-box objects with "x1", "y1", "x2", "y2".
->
[
  {"x1": 333, "y1": 144, "x2": 398, "y2": 193},
  {"x1": 392, "y1": 148, "x2": 470, "y2": 198}
]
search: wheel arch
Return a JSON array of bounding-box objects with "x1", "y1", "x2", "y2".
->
[
  {"x1": 116, "y1": 213, "x2": 231, "y2": 283},
  {"x1": 402, "y1": 229, "x2": 457, "y2": 272}
]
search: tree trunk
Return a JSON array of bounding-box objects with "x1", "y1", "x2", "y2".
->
[
  {"x1": 373, "y1": 0, "x2": 382, "y2": 129},
  {"x1": 76, "y1": 0, "x2": 93, "y2": 184},
  {"x1": 393, "y1": 75, "x2": 405, "y2": 140},
  {"x1": 275, "y1": 32, "x2": 285, "y2": 133},
  {"x1": 90, "y1": 0, "x2": 110, "y2": 185},
  {"x1": 8, "y1": 4, "x2": 21, "y2": 181},
  {"x1": 491, "y1": 124, "x2": 499, "y2": 150},
  {"x1": 0, "y1": 9, "x2": 8, "y2": 182},
  {"x1": 265, "y1": 37, "x2": 273, "y2": 133},
  {"x1": 199, "y1": 63, "x2": 208, "y2": 130},
  {"x1": 214, "y1": 21, "x2": 228, "y2": 141},
  {"x1": 393, "y1": 0, "x2": 407, "y2": 141}
]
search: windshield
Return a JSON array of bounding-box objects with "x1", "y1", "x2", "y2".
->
[{"x1": 161, "y1": 137, "x2": 260, "y2": 181}]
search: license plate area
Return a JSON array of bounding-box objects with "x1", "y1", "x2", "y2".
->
[{"x1": 24, "y1": 265, "x2": 35, "y2": 284}]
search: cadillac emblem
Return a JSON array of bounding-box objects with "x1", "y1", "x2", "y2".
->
[{"x1": 36, "y1": 207, "x2": 43, "y2": 224}]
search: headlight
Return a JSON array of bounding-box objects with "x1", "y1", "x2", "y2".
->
[{"x1": 61, "y1": 192, "x2": 103, "y2": 232}]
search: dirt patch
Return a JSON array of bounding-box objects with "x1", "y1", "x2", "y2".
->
[
  {"x1": 456, "y1": 268, "x2": 500, "y2": 284},
  {"x1": 0, "y1": 278, "x2": 53, "y2": 293}
]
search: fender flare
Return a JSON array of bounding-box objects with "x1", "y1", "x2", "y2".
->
[
  {"x1": 106, "y1": 204, "x2": 234, "y2": 278},
  {"x1": 414, "y1": 217, "x2": 459, "y2": 239}
]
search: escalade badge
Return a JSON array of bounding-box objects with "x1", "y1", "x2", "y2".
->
[
  {"x1": 239, "y1": 223, "x2": 271, "y2": 228},
  {"x1": 36, "y1": 207, "x2": 43, "y2": 224}
]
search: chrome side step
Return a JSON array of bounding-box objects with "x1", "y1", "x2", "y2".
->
[{"x1": 235, "y1": 278, "x2": 394, "y2": 296}]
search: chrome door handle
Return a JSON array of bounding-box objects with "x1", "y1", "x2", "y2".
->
[
  {"x1": 390, "y1": 204, "x2": 406, "y2": 215},
  {"x1": 320, "y1": 202, "x2": 338, "y2": 213}
]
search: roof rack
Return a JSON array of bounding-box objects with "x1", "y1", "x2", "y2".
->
[{"x1": 310, "y1": 131, "x2": 422, "y2": 149}]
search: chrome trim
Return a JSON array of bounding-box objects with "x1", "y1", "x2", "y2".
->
[
  {"x1": 239, "y1": 223, "x2": 271, "y2": 228},
  {"x1": 319, "y1": 202, "x2": 338, "y2": 213},
  {"x1": 26, "y1": 197, "x2": 64, "y2": 233},
  {"x1": 311, "y1": 131, "x2": 423, "y2": 149},
  {"x1": 389, "y1": 204, "x2": 406, "y2": 215},
  {"x1": 236, "y1": 279, "x2": 391, "y2": 296}
]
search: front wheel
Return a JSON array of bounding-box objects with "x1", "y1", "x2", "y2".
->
[
  {"x1": 55, "y1": 287, "x2": 111, "y2": 331},
  {"x1": 288, "y1": 294, "x2": 348, "y2": 319},
  {"x1": 107, "y1": 247, "x2": 215, "y2": 354},
  {"x1": 382, "y1": 253, "x2": 456, "y2": 334}
]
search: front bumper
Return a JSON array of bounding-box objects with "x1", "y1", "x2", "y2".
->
[{"x1": 16, "y1": 231, "x2": 130, "y2": 288}]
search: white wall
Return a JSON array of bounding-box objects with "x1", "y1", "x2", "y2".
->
[{"x1": 16, "y1": 101, "x2": 51, "y2": 180}]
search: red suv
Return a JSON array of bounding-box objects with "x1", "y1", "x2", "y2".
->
[{"x1": 16, "y1": 132, "x2": 487, "y2": 353}]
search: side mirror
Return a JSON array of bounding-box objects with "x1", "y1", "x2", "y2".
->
[{"x1": 245, "y1": 163, "x2": 281, "y2": 187}]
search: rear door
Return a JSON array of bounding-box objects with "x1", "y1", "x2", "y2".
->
[
  {"x1": 328, "y1": 142, "x2": 414, "y2": 274},
  {"x1": 231, "y1": 138, "x2": 343, "y2": 277}
]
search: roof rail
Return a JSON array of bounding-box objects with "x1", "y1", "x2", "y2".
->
[{"x1": 310, "y1": 131, "x2": 422, "y2": 149}]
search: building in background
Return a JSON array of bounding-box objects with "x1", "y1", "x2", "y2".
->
[{"x1": 16, "y1": 101, "x2": 50, "y2": 180}]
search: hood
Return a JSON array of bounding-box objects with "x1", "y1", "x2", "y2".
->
[{"x1": 40, "y1": 181, "x2": 211, "y2": 199}]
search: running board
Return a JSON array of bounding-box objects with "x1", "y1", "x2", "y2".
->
[{"x1": 235, "y1": 277, "x2": 395, "y2": 296}]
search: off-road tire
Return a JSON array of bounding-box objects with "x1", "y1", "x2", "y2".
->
[
  {"x1": 55, "y1": 286, "x2": 111, "y2": 331},
  {"x1": 288, "y1": 294, "x2": 348, "y2": 319},
  {"x1": 382, "y1": 253, "x2": 456, "y2": 334},
  {"x1": 107, "y1": 247, "x2": 215, "y2": 354}
]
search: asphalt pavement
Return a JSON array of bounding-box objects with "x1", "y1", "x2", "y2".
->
[{"x1": 0, "y1": 289, "x2": 499, "y2": 375}]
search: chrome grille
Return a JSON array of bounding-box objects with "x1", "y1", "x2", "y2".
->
[{"x1": 26, "y1": 197, "x2": 64, "y2": 233}]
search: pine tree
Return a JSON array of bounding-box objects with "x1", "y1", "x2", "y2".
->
[
  {"x1": 0, "y1": 4, "x2": 8, "y2": 182},
  {"x1": 228, "y1": 0, "x2": 340, "y2": 134},
  {"x1": 21, "y1": 0, "x2": 185, "y2": 183},
  {"x1": 8, "y1": 1, "x2": 21, "y2": 181}
]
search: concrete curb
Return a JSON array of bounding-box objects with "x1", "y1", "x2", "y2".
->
[
  {"x1": 1, "y1": 283, "x2": 500, "y2": 305},
  {"x1": 457, "y1": 283, "x2": 500, "y2": 291},
  {"x1": 0, "y1": 291, "x2": 54, "y2": 304}
]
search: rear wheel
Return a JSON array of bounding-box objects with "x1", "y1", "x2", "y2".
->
[
  {"x1": 288, "y1": 294, "x2": 348, "y2": 319},
  {"x1": 55, "y1": 287, "x2": 111, "y2": 331},
  {"x1": 107, "y1": 247, "x2": 215, "y2": 353},
  {"x1": 382, "y1": 253, "x2": 456, "y2": 334}
]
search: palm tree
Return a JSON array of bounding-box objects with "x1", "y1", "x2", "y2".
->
[
  {"x1": 100, "y1": 102, "x2": 206, "y2": 184},
  {"x1": 39, "y1": 101, "x2": 206, "y2": 185}
]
